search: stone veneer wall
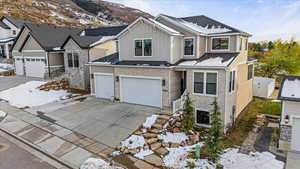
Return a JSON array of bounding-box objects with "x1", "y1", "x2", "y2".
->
[{"x1": 279, "y1": 125, "x2": 292, "y2": 151}]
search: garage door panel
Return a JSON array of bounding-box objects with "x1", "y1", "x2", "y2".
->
[
  {"x1": 121, "y1": 77, "x2": 162, "y2": 108},
  {"x1": 292, "y1": 118, "x2": 300, "y2": 151},
  {"x1": 15, "y1": 58, "x2": 24, "y2": 75},
  {"x1": 95, "y1": 74, "x2": 114, "y2": 99},
  {"x1": 25, "y1": 57, "x2": 45, "y2": 78}
]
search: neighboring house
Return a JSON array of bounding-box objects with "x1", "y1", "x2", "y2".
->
[
  {"x1": 278, "y1": 76, "x2": 300, "y2": 152},
  {"x1": 89, "y1": 15, "x2": 254, "y2": 130},
  {"x1": 61, "y1": 25, "x2": 127, "y2": 89},
  {"x1": 11, "y1": 23, "x2": 81, "y2": 78},
  {"x1": 0, "y1": 16, "x2": 30, "y2": 60}
]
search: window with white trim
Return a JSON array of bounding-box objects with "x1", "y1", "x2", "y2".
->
[
  {"x1": 196, "y1": 110, "x2": 210, "y2": 125},
  {"x1": 184, "y1": 38, "x2": 194, "y2": 55},
  {"x1": 229, "y1": 70, "x2": 236, "y2": 92},
  {"x1": 134, "y1": 39, "x2": 152, "y2": 56},
  {"x1": 248, "y1": 64, "x2": 253, "y2": 80},
  {"x1": 239, "y1": 38, "x2": 243, "y2": 51},
  {"x1": 194, "y1": 72, "x2": 218, "y2": 96},
  {"x1": 67, "y1": 52, "x2": 79, "y2": 68},
  {"x1": 212, "y1": 37, "x2": 229, "y2": 50}
]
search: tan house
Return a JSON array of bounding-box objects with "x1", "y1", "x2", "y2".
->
[
  {"x1": 61, "y1": 25, "x2": 127, "y2": 89},
  {"x1": 11, "y1": 23, "x2": 81, "y2": 78},
  {"x1": 89, "y1": 15, "x2": 254, "y2": 130}
]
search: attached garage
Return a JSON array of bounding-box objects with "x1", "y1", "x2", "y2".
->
[
  {"x1": 292, "y1": 117, "x2": 300, "y2": 151},
  {"x1": 24, "y1": 57, "x2": 46, "y2": 78},
  {"x1": 14, "y1": 57, "x2": 24, "y2": 75},
  {"x1": 94, "y1": 73, "x2": 114, "y2": 99},
  {"x1": 120, "y1": 76, "x2": 162, "y2": 108}
]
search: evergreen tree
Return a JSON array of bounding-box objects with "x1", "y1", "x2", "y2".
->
[
  {"x1": 181, "y1": 94, "x2": 195, "y2": 133},
  {"x1": 204, "y1": 99, "x2": 223, "y2": 163}
]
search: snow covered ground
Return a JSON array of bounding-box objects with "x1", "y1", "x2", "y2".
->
[
  {"x1": 0, "y1": 63, "x2": 14, "y2": 72},
  {"x1": 142, "y1": 114, "x2": 158, "y2": 128},
  {"x1": 158, "y1": 132, "x2": 188, "y2": 143},
  {"x1": 121, "y1": 135, "x2": 145, "y2": 149},
  {"x1": 0, "y1": 81, "x2": 69, "y2": 108},
  {"x1": 80, "y1": 158, "x2": 123, "y2": 169}
]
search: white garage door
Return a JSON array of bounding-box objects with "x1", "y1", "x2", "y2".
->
[
  {"x1": 15, "y1": 58, "x2": 24, "y2": 75},
  {"x1": 292, "y1": 118, "x2": 300, "y2": 151},
  {"x1": 121, "y1": 76, "x2": 162, "y2": 108},
  {"x1": 25, "y1": 57, "x2": 45, "y2": 78},
  {"x1": 95, "y1": 73, "x2": 114, "y2": 99}
]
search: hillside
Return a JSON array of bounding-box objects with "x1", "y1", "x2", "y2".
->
[{"x1": 0, "y1": 0, "x2": 153, "y2": 28}]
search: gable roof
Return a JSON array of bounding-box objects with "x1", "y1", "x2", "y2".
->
[
  {"x1": 62, "y1": 35, "x2": 103, "y2": 49},
  {"x1": 92, "y1": 52, "x2": 119, "y2": 64},
  {"x1": 157, "y1": 14, "x2": 251, "y2": 36},
  {"x1": 278, "y1": 76, "x2": 300, "y2": 102},
  {"x1": 21, "y1": 23, "x2": 81, "y2": 52},
  {"x1": 0, "y1": 20, "x2": 10, "y2": 29},
  {"x1": 175, "y1": 52, "x2": 239, "y2": 68},
  {"x1": 4, "y1": 16, "x2": 31, "y2": 29},
  {"x1": 82, "y1": 25, "x2": 128, "y2": 36},
  {"x1": 117, "y1": 17, "x2": 183, "y2": 38}
]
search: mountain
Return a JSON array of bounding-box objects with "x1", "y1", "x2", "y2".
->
[{"x1": 0, "y1": 0, "x2": 153, "y2": 28}]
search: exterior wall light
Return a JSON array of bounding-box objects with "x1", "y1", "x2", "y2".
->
[
  {"x1": 284, "y1": 115, "x2": 290, "y2": 124},
  {"x1": 162, "y1": 79, "x2": 166, "y2": 86},
  {"x1": 116, "y1": 76, "x2": 119, "y2": 82}
]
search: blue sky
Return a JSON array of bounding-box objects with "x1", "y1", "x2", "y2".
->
[{"x1": 106, "y1": 0, "x2": 300, "y2": 42}]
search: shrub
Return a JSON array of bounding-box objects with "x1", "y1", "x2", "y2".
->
[{"x1": 182, "y1": 94, "x2": 195, "y2": 133}]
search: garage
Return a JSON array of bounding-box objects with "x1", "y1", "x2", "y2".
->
[
  {"x1": 292, "y1": 117, "x2": 300, "y2": 151},
  {"x1": 24, "y1": 57, "x2": 46, "y2": 78},
  {"x1": 120, "y1": 76, "x2": 162, "y2": 108},
  {"x1": 94, "y1": 73, "x2": 114, "y2": 99},
  {"x1": 14, "y1": 57, "x2": 24, "y2": 75}
]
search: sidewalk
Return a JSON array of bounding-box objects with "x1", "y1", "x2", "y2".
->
[
  {"x1": 286, "y1": 151, "x2": 300, "y2": 169},
  {"x1": 0, "y1": 101, "x2": 158, "y2": 169}
]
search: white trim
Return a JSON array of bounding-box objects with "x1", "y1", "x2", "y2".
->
[
  {"x1": 23, "y1": 56, "x2": 46, "y2": 59},
  {"x1": 211, "y1": 36, "x2": 230, "y2": 52},
  {"x1": 183, "y1": 37, "x2": 195, "y2": 56},
  {"x1": 133, "y1": 38, "x2": 153, "y2": 57},
  {"x1": 49, "y1": 65, "x2": 64, "y2": 68},
  {"x1": 22, "y1": 50, "x2": 45, "y2": 52},
  {"x1": 119, "y1": 75, "x2": 163, "y2": 108},
  {"x1": 192, "y1": 70, "x2": 218, "y2": 97},
  {"x1": 195, "y1": 108, "x2": 212, "y2": 128},
  {"x1": 94, "y1": 72, "x2": 113, "y2": 76}
]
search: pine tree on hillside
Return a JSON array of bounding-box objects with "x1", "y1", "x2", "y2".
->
[{"x1": 181, "y1": 94, "x2": 195, "y2": 133}]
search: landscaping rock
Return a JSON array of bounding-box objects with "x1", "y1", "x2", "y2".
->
[
  {"x1": 153, "y1": 123, "x2": 163, "y2": 129},
  {"x1": 156, "y1": 119, "x2": 167, "y2": 125},
  {"x1": 175, "y1": 122, "x2": 181, "y2": 128},
  {"x1": 158, "y1": 115, "x2": 170, "y2": 120},
  {"x1": 172, "y1": 127, "x2": 181, "y2": 133},
  {"x1": 144, "y1": 154, "x2": 163, "y2": 166},
  {"x1": 170, "y1": 143, "x2": 180, "y2": 148},
  {"x1": 154, "y1": 147, "x2": 168, "y2": 156},
  {"x1": 150, "y1": 142, "x2": 161, "y2": 150},
  {"x1": 143, "y1": 133, "x2": 157, "y2": 138},
  {"x1": 149, "y1": 129, "x2": 160, "y2": 134},
  {"x1": 147, "y1": 138, "x2": 158, "y2": 144},
  {"x1": 129, "y1": 148, "x2": 139, "y2": 155}
]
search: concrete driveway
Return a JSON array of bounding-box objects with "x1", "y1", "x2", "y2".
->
[
  {"x1": 36, "y1": 97, "x2": 160, "y2": 147},
  {"x1": 0, "y1": 76, "x2": 43, "y2": 91}
]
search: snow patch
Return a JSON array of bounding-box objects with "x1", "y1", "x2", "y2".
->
[
  {"x1": 80, "y1": 157, "x2": 123, "y2": 169},
  {"x1": 0, "y1": 81, "x2": 68, "y2": 108},
  {"x1": 158, "y1": 132, "x2": 188, "y2": 143},
  {"x1": 134, "y1": 149, "x2": 154, "y2": 159},
  {"x1": 0, "y1": 111, "x2": 7, "y2": 118},
  {"x1": 143, "y1": 115, "x2": 159, "y2": 128},
  {"x1": 90, "y1": 36, "x2": 116, "y2": 47},
  {"x1": 179, "y1": 20, "x2": 231, "y2": 34},
  {"x1": 0, "y1": 63, "x2": 14, "y2": 70},
  {"x1": 178, "y1": 57, "x2": 234, "y2": 67},
  {"x1": 121, "y1": 135, "x2": 145, "y2": 149}
]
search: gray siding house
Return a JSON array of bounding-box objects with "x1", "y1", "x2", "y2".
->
[
  {"x1": 11, "y1": 23, "x2": 81, "y2": 78},
  {"x1": 89, "y1": 15, "x2": 254, "y2": 131}
]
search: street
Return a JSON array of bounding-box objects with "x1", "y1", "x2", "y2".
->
[{"x1": 0, "y1": 130, "x2": 69, "y2": 169}]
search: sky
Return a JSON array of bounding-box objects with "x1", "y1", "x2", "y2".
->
[{"x1": 106, "y1": 0, "x2": 300, "y2": 42}]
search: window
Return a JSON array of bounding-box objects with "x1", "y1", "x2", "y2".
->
[
  {"x1": 245, "y1": 39, "x2": 248, "y2": 50},
  {"x1": 184, "y1": 38, "x2": 194, "y2": 55},
  {"x1": 67, "y1": 53, "x2": 73, "y2": 67},
  {"x1": 135, "y1": 39, "x2": 152, "y2": 56},
  {"x1": 12, "y1": 30, "x2": 16, "y2": 35},
  {"x1": 248, "y1": 64, "x2": 253, "y2": 80},
  {"x1": 239, "y1": 38, "x2": 243, "y2": 51},
  {"x1": 206, "y1": 73, "x2": 217, "y2": 95},
  {"x1": 194, "y1": 72, "x2": 218, "y2": 96},
  {"x1": 196, "y1": 110, "x2": 210, "y2": 125},
  {"x1": 212, "y1": 37, "x2": 229, "y2": 50},
  {"x1": 229, "y1": 71, "x2": 236, "y2": 92},
  {"x1": 73, "y1": 53, "x2": 79, "y2": 68},
  {"x1": 194, "y1": 72, "x2": 204, "y2": 94},
  {"x1": 144, "y1": 39, "x2": 152, "y2": 56},
  {"x1": 135, "y1": 40, "x2": 143, "y2": 56}
]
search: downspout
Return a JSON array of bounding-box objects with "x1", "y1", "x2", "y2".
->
[{"x1": 47, "y1": 52, "x2": 51, "y2": 79}]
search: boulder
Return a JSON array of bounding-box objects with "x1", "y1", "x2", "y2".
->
[
  {"x1": 150, "y1": 142, "x2": 162, "y2": 150},
  {"x1": 154, "y1": 147, "x2": 169, "y2": 156},
  {"x1": 170, "y1": 143, "x2": 180, "y2": 148},
  {"x1": 147, "y1": 138, "x2": 158, "y2": 144},
  {"x1": 149, "y1": 129, "x2": 160, "y2": 134},
  {"x1": 143, "y1": 133, "x2": 157, "y2": 138},
  {"x1": 158, "y1": 115, "x2": 170, "y2": 120},
  {"x1": 153, "y1": 123, "x2": 163, "y2": 129}
]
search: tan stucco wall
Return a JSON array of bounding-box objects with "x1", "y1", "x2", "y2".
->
[
  {"x1": 118, "y1": 21, "x2": 172, "y2": 63},
  {"x1": 89, "y1": 40, "x2": 117, "y2": 61}
]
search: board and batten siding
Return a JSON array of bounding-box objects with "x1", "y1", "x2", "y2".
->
[
  {"x1": 118, "y1": 21, "x2": 171, "y2": 63},
  {"x1": 207, "y1": 35, "x2": 237, "y2": 53},
  {"x1": 22, "y1": 36, "x2": 44, "y2": 51},
  {"x1": 89, "y1": 40, "x2": 117, "y2": 61}
]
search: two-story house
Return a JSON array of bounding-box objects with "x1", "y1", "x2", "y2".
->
[
  {"x1": 89, "y1": 15, "x2": 254, "y2": 130},
  {"x1": 0, "y1": 16, "x2": 30, "y2": 61}
]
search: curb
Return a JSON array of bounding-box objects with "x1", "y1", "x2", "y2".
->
[{"x1": 0, "y1": 127, "x2": 77, "y2": 169}]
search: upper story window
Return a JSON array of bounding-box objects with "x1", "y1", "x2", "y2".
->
[
  {"x1": 134, "y1": 39, "x2": 152, "y2": 57},
  {"x1": 212, "y1": 37, "x2": 229, "y2": 51},
  {"x1": 184, "y1": 38, "x2": 194, "y2": 56},
  {"x1": 239, "y1": 38, "x2": 243, "y2": 51},
  {"x1": 194, "y1": 71, "x2": 218, "y2": 96},
  {"x1": 67, "y1": 52, "x2": 79, "y2": 68},
  {"x1": 229, "y1": 70, "x2": 236, "y2": 92}
]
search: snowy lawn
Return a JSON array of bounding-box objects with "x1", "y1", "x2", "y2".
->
[
  {"x1": 80, "y1": 158, "x2": 123, "y2": 169},
  {"x1": 0, "y1": 81, "x2": 69, "y2": 108},
  {"x1": 121, "y1": 135, "x2": 145, "y2": 150},
  {"x1": 0, "y1": 63, "x2": 14, "y2": 72},
  {"x1": 158, "y1": 132, "x2": 188, "y2": 143}
]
